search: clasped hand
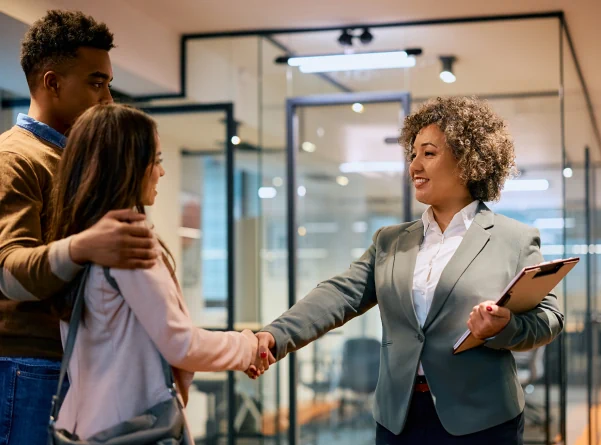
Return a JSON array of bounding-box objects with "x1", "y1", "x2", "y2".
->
[
  {"x1": 467, "y1": 301, "x2": 511, "y2": 340},
  {"x1": 244, "y1": 332, "x2": 276, "y2": 379}
]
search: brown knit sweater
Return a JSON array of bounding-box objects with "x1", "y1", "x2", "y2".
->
[{"x1": 0, "y1": 126, "x2": 81, "y2": 359}]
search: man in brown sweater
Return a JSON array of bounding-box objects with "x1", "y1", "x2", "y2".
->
[{"x1": 0, "y1": 11, "x2": 157, "y2": 444}]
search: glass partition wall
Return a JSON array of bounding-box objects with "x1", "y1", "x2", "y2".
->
[
  {"x1": 1, "y1": 12, "x2": 600, "y2": 445},
  {"x1": 562, "y1": 18, "x2": 601, "y2": 445},
  {"x1": 256, "y1": 16, "x2": 569, "y2": 445}
]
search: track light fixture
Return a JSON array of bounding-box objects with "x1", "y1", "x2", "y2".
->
[
  {"x1": 338, "y1": 29, "x2": 354, "y2": 46},
  {"x1": 275, "y1": 50, "x2": 417, "y2": 73},
  {"x1": 337, "y1": 27, "x2": 374, "y2": 47},
  {"x1": 359, "y1": 28, "x2": 373, "y2": 44},
  {"x1": 439, "y1": 55, "x2": 457, "y2": 83}
]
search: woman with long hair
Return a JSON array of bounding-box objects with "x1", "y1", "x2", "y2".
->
[{"x1": 49, "y1": 103, "x2": 258, "y2": 439}]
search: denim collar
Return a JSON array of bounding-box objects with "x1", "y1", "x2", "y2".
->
[{"x1": 16, "y1": 113, "x2": 66, "y2": 149}]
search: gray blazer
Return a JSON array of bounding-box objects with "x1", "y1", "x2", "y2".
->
[{"x1": 262, "y1": 203, "x2": 564, "y2": 436}]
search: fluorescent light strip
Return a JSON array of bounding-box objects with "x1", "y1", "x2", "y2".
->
[
  {"x1": 340, "y1": 161, "x2": 405, "y2": 173},
  {"x1": 258, "y1": 187, "x2": 277, "y2": 199},
  {"x1": 304, "y1": 223, "x2": 339, "y2": 233},
  {"x1": 533, "y1": 218, "x2": 575, "y2": 230},
  {"x1": 260, "y1": 249, "x2": 329, "y2": 260},
  {"x1": 541, "y1": 244, "x2": 601, "y2": 255},
  {"x1": 503, "y1": 179, "x2": 549, "y2": 192},
  {"x1": 288, "y1": 51, "x2": 416, "y2": 73},
  {"x1": 353, "y1": 221, "x2": 368, "y2": 233}
]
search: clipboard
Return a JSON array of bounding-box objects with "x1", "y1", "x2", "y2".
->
[{"x1": 453, "y1": 257, "x2": 580, "y2": 354}]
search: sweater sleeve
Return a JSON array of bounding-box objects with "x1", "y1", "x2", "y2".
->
[{"x1": 0, "y1": 151, "x2": 82, "y2": 301}]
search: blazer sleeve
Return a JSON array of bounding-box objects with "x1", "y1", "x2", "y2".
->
[
  {"x1": 485, "y1": 226, "x2": 565, "y2": 352},
  {"x1": 261, "y1": 228, "x2": 382, "y2": 361},
  {"x1": 110, "y1": 259, "x2": 256, "y2": 372}
]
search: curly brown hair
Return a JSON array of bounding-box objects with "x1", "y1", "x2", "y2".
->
[
  {"x1": 20, "y1": 10, "x2": 114, "y2": 90},
  {"x1": 399, "y1": 96, "x2": 517, "y2": 202}
]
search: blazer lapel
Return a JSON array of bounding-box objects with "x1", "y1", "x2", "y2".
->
[
  {"x1": 422, "y1": 204, "x2": 494, "y2": 330},
  {"x1": 392, "y1": 220, "x2": 424, "y2": 332}
]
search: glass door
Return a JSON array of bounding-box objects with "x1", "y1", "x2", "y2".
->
[
  {"x1": 284, "y1": 92, "x2": 411, "y2": 445},
  {"x1": 145, "y1": 104, "x2": 240, "y2": 445}
]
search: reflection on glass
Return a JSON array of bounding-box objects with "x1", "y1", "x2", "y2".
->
[
  {"x1": 181, "y1": 154, "x2": 228, "y2": 325},
  {"x1": 0, "y1": 104, "x2": 28, "y2": 132},
  {"x1": 290, "y1": 102, "x2": 406, "y2": 443},
  {"x1": 152, "y1": 14, "x2": 599, "y2": 443}
]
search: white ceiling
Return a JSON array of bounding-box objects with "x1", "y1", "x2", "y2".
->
[
  {"x1": 2, "y1": 0, "x2": 599, "y2": 215},
  {"x1": 0, "y1": 12, "x2": 29, "y2": 97},
  {"x1": 2, "y1": 0, "x2": 599, "y2": 146},
  {"x1": 0, "y1": 11, "x2": 172, "y2": 97},
  {"x1": 122, "y1": 0, "x2": 600, "y2": 144},
  {"x1": 271, "y1": 19, "x2": 560, "y2": 96}
]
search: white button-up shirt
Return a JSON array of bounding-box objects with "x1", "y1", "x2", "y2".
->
[{"x1": 413, "y1": 200, "x2": 479, "y2": 375}]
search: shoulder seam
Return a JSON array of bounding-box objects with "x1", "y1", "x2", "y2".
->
[{"x1": 0, "y1": 149, "x2": 38, "y2": 175}]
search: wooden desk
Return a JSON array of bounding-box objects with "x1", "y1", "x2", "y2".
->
[{"x1": 261, "y1": 400, "x2": 340, "y2": 436}]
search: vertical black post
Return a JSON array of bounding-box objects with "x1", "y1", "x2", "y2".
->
[
  {"x1": 286, "y1": 99, "x2": 299, "y2": 445},
  {"x1": 592, "y1": 158, "x2": 599, "y2": 445},
  {"x1": 544, "y1": 342, "x2": 551, "y2": 445},
  {"x1": 180, "y1": 36, "x2": 187, "y2": 98},
  {"x1": 559, "y1": 18, "x2": 568, "y2": 445},
  {"x1": 257, "y1": 37, "x2": 266, "y2": 445},
  {"x1": 585, "y1": 146, "x2": 593, "y2": 445},
  {"x1": 275, "y1": 364, "x2": 282, "y2": 445},
  {"x1": 226, "y1": 104, "x2": 237, "y2": 445},
  {"x1": 401, "y1": 96, "x2": 412, "y2": 222}
]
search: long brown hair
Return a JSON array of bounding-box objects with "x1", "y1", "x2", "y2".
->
[{"x1": 49, "y1": 103, "x2": 172, "y2": 320}]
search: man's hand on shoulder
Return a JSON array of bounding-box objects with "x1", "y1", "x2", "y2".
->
[{"x1": 69, "y1": 209, "x2": 158, "y2": 269}]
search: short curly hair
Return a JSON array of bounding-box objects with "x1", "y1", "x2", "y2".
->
[
  {"x1": 399, "y1": 96, "x2": 517, "y2": 202},
  {"x1": 20, "y1": 10, "x2": 114, "y2": 90}
]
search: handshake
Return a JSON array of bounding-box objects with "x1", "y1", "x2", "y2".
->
[{"x1": 243, "y1": 331, "x2": 277, "y2": 379}]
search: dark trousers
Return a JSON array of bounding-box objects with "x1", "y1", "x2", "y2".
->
[
  {"x1": 0, "y1": 357, "x2": 68, "y2": 445},
  {"x1": 376, "y1": 391, "x2": 524, "y2": 445}
]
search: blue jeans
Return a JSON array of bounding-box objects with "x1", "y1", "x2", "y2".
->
[{"x1": 0, "y1": 357, "x2": 67, "y2": 445}]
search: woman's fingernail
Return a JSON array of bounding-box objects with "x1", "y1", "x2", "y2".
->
[
  {"x1": 260, "y1": 351, "x2": 267, "y2": 359},
  {"x1": 486, "y1": 306, "x2": 493, "y2": 312}
]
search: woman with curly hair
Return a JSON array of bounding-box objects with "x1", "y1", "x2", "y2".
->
[{"x1": 250, "y1": 96, "x2": 563, "y2": 444}]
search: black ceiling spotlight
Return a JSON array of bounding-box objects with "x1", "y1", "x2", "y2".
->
[
  {"x1": 338, "y1": 29, "x2": 354, "y2": 46},
  {"x1": 439, "y1": 56, "x2": 457, "y2": 83},
  {"x1": 405, "y1": 48, "x2": 423, "y2": 56},
  {"x1": 359, "y1": 27, "x2": 373, "y2": 44}
]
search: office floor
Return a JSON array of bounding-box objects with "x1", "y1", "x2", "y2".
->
[
  {"x1": 566, "y1": 386, "x2": 596, "y2": 445},
  {"x1": 192, "y1": 386, "x2": 598, "y2": 445}
]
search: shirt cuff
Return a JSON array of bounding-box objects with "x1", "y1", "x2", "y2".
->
[{"x1": 48, "y1": 236, "x2": 84, "y2": 282}]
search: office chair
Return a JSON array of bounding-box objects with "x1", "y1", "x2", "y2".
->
[
  {"x1": 513, "y1": 346, "x2": 547, "y2": 427},
  {"x1": 337, "y1": 338, "x2": 381, "y2": 426}
]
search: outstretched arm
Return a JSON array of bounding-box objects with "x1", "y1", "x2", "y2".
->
[{"x1": 257, "y1": 229, "x2": 382, "y2": 370}]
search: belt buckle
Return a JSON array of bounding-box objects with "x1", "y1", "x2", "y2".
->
[{"x1": 414, "y1": 376, "x2": 429, "y2": 392}]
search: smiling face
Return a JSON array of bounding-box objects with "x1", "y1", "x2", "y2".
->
[
  {"x1": 409, "y1": 124, "x2": 472, "y2": 208},
  {"x1": 141, "y1": 135, "x2": 165, "y2": 206}
]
